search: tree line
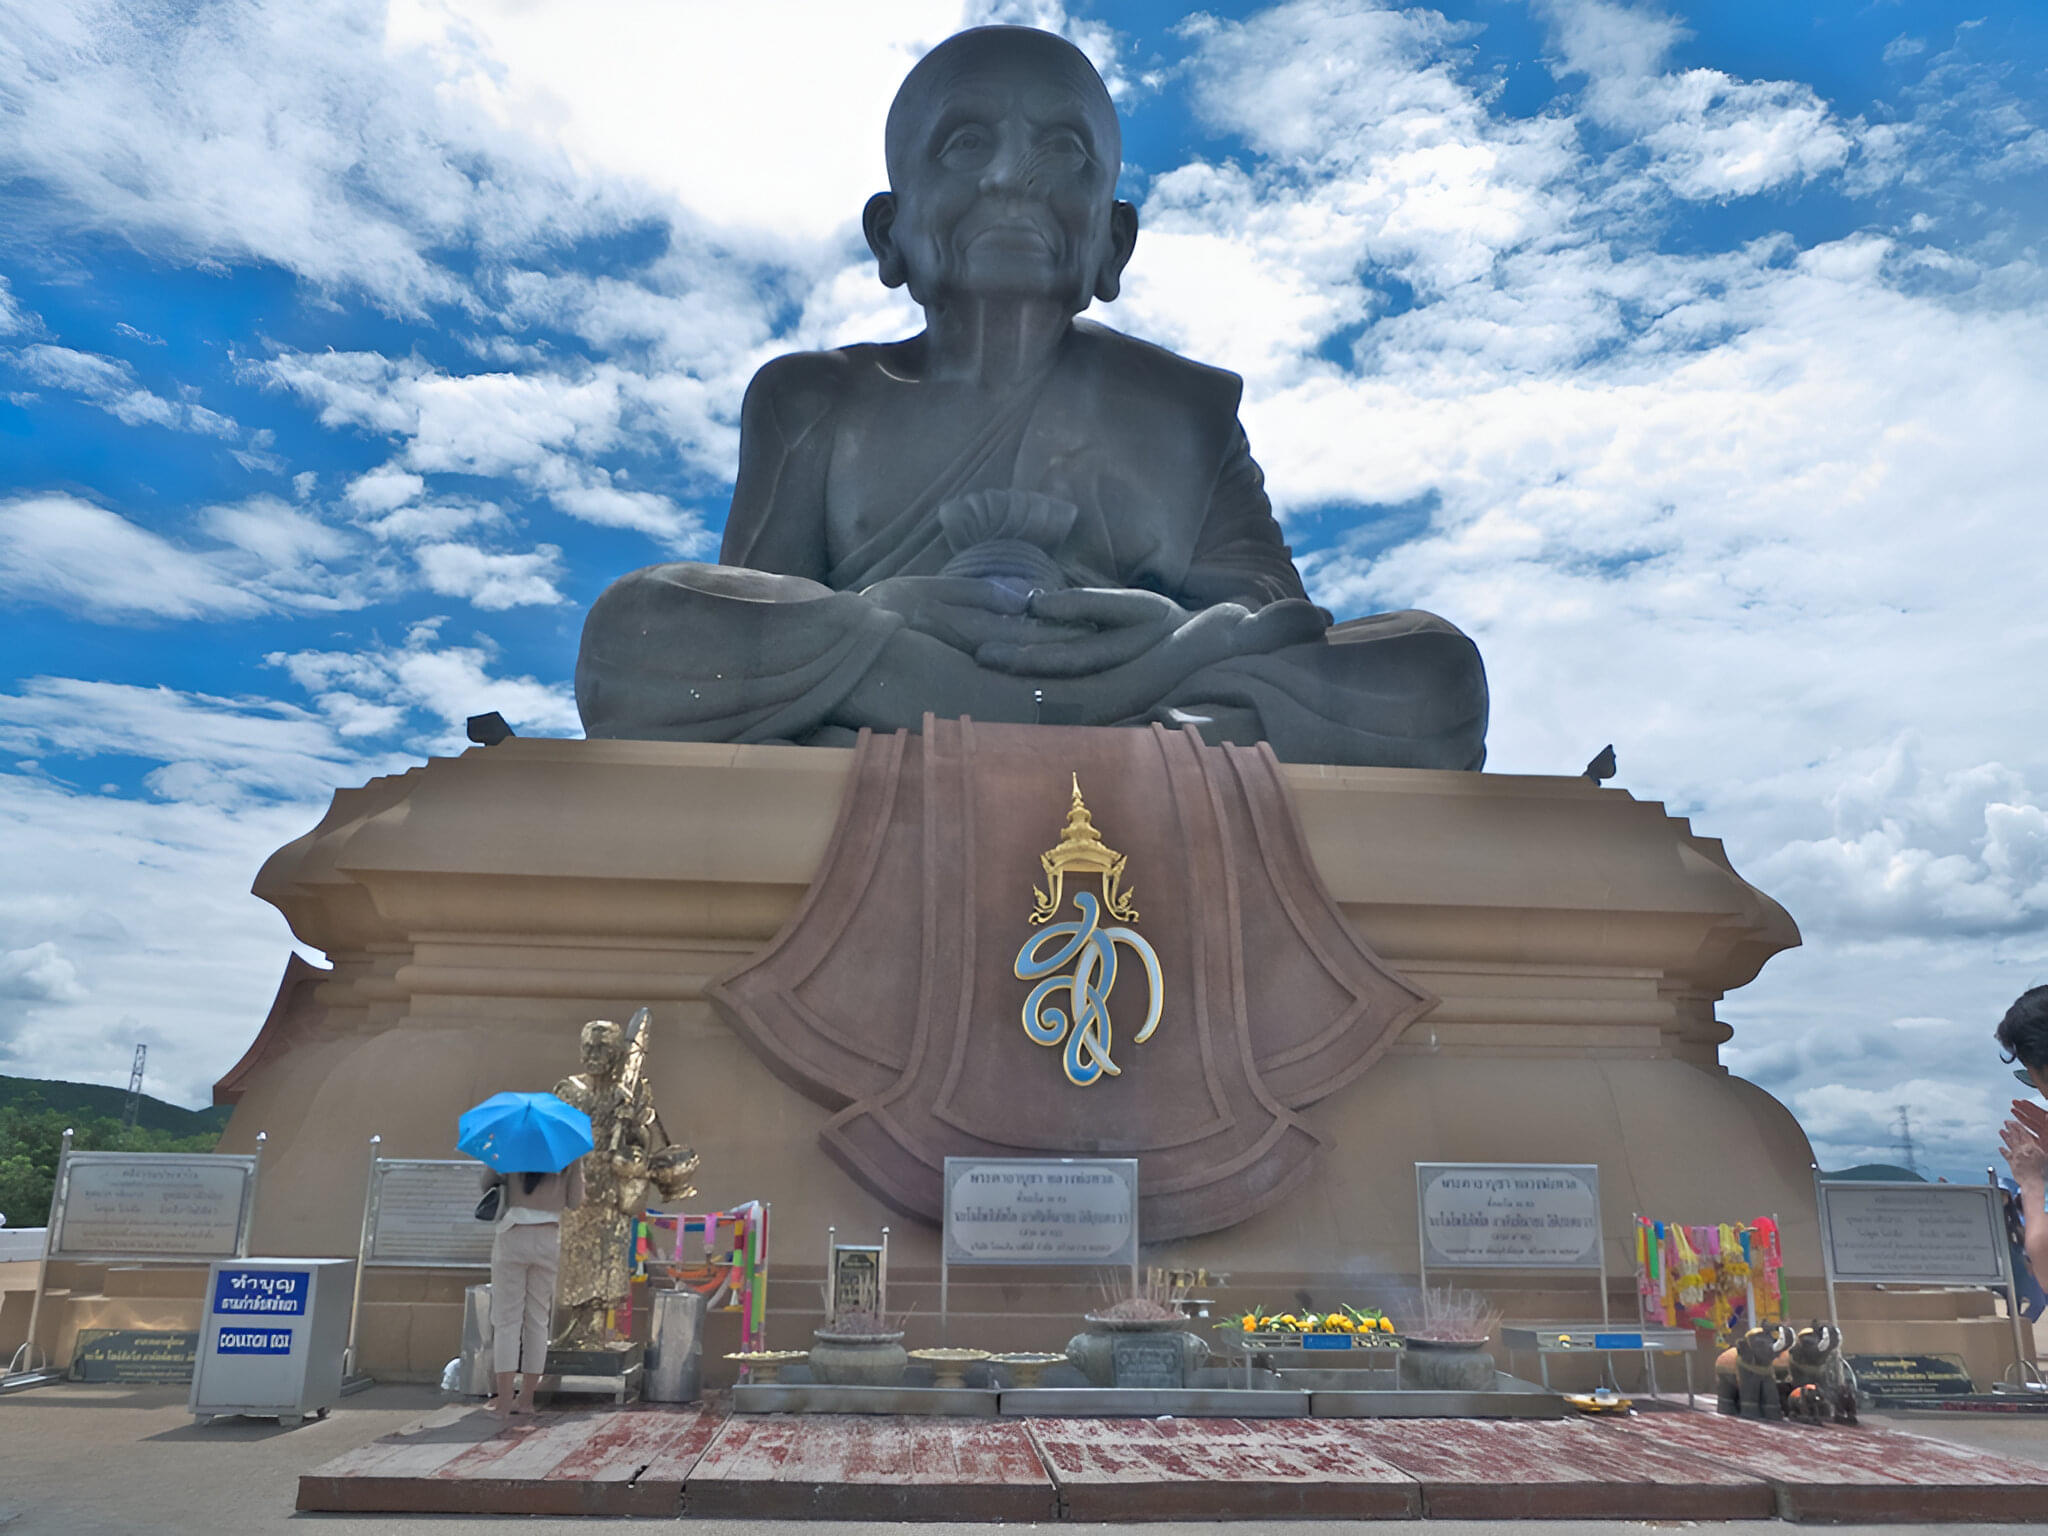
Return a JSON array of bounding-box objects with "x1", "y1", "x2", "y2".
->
[{"x1": 0, "y1": 1094, "x2": 221, "y2": 1229}]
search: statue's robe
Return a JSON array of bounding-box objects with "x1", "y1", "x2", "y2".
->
[{"x1": 576, "y1": 321, "x2": 1487, "y2": 769}]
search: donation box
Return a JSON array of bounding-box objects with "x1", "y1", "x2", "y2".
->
[{"x1": 189, "y1": 1258, "x2": 354, "y2": 1426}]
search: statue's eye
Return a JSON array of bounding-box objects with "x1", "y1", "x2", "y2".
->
[
  {"x1": 939, "y1": 126, "x2": 992, "y2": 169},
  {"x1": 1040, "y1": 131, "x2": 1090, "y2": 170}
]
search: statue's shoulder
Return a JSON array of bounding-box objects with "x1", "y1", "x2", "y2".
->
[
  {"x1": 743, "y1": 345, "x2": 883, "y2": 443},
  {"x1": 1067, "y1": 319, "x2": 1245, "y2": 416}
]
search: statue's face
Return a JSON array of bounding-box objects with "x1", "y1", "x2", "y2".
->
[
  {"x1": 580, "y1": 1025, "x2": 621, "y2": 1072},
  {"x1": 871, "y1": 37, "x2": 1131, "y2": 311}
]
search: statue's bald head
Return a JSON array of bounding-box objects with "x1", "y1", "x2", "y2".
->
[
  {"x1": 884, "y1": 27, "x2": 1120, "y2": 192},
  {"x1": 867, "y1": 26, "x2": 1136, "y2": 311}
]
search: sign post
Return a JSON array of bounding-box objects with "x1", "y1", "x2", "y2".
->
[
  {"x1": 1815, "y1": 1174, "x2": 2033, "y2": 1389},
  {"x1": 1414, "y1": 1162, "x2": 1608, "y2": 1321},
  {"x1": 7, "y1": 1134, "x2": 264, "y2": 1390},
  {"x1": 344, "y1": 1142, "x2": 499, "y2": 1385},
  {"x1": 3, "y1": 1127, "x2": 70, "y2": 1386},
  {"x1": 342, "y1": 1135, "x2": 379, "y2": 1386},
  {"x1": 49, "y1": 1143, "x2": 262, "y2": 1262},
  {"x1": 940, "y1": 1157, "x2": 1139, "y2": 1345}
]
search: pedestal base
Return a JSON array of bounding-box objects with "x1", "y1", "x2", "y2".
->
[
  {"x1": 214, "y1": 736, "x2": 1840, "y2": 1383},
  {"x1": 545, "y1": 1343, "x2": 644, "y2": 1377}
]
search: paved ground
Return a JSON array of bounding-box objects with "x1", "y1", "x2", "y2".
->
[{"x1": 6, "y1": 1383, "x2": 2048, "y2": 1533}]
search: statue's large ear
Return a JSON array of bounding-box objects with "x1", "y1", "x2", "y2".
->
[
  {"x1": 1093, "y1": 199, "x2": 1140, "y2": 303},
  {"x1": 863, "y1": 191, "x2": 908, "y2": 290}
]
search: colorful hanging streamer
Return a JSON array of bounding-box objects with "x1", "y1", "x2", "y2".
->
[
  {"x1": 634, "y1": 1199, "x2": 773, "y2": 1351},
  {"x1": 1634, "y1": 1215, "x2": 1784, "y2": 1337}
]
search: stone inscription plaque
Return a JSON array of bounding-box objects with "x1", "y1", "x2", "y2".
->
[
  {"x1": 1417, "y1": 1162, "x2": 1603, "y2": 1270},
  {"x1": 1819, "y1": 1182, "x2": 2007, "y2": 1286},
  {"x1": 1847, "y1": 1352, "x2": 1977, "y2": 1399},
  {"x1": 942, "y1": 1156, "x2": 1138, "y2": 1267},
  {"x1": 367, "y1": 1160, "x2": 495, "y2": 1266},
  {"x1": 68, "y1": 1328, "x2": 199, "y2": 1384},
  {"x1": 1111, "y1": 1332, "x2": 1187, "y2": 1389},
  {"x1": 54, "y1": 1155, "x2": 251, "y2": 1259}
]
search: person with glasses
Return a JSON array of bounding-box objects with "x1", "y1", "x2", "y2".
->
[{"x1": 1996, "y1": 985, "x2": 2048, "y2": 1291}]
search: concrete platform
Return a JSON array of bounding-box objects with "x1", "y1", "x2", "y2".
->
[
  {"x1": 1606, "y1": 1412, "x2": 2048, "y2": 1524},
  {"x1": 295, "y1": 1401, "x2": 2048, "y2": 1521},
  {"x1": 1025, "y1": 1414, "x2": 1422, "y2": 1520},
  {"x1": 1358, "y1": 1416, "x2": 1777, "y2": 1521},
  {"x1": 294, "y1": 1401, "x2": 724, "y2": 1515},
  {"x1": 685, "y1": 1413, "x2": 1058, "y2": 1520}
]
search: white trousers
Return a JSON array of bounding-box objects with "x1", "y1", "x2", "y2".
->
[{"x1": 490, "y1": 1220, "x2": 560, "y2": 1374}]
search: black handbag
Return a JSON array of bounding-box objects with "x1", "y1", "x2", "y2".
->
[{"x1": 474, "y1": 1181, "x2": 503, "y2": 1222}]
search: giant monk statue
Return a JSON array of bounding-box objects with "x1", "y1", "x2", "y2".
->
[{"x1": 575, "y1": 25, "x2": 1488, "y2": 768}]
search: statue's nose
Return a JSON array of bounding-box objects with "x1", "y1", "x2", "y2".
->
[{"x1": 979, "y1": 141, "x2": 1034, "y2": 195}]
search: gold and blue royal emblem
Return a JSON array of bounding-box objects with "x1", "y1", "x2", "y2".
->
[{"x1": 1013, "y1": 776, "x2": 1163, "y2": 1087}]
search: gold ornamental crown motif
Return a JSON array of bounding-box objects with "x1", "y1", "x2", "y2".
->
[{"x1": 1031, "y1": 774, "x2": 1138, "y2": 925}]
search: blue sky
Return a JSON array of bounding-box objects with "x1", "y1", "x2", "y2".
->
[{"x1": 2, "y1": 0, "x2": 2046, "y2": 1182}]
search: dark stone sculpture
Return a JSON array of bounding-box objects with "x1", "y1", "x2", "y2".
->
[
  {"x1": 575, "y1": 25, "x2": 1487, "y2": 768},
  {"x1": 1716, "y1": 1323, "x2": 1796, "y2": 1419},
  {"x1": 1784, "y1": 1322, "x2": 1857, "y2": 1424}
]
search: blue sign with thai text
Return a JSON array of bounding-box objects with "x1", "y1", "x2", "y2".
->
[
  {"x1": 214, "y1": 1328, "x2": 294, "y2": 1355},
  {"x1": 211, "y1": 1268, "x2": 309, "y2": 1317}
]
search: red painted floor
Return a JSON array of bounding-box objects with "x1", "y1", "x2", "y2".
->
[{"x1": 298, "y1": 1401, "x2": 2048, "y2": 1521}]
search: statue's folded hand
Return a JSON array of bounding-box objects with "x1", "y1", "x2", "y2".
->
[
  {"x1": 1232, "y1": 597, "x2": 1332, "y2": 653},
  {"x1": 862, "y1": 574, "x2": 1090, "y2": 655},
  {"x1": 980, "y1": 590, "x2": 1328, "y2": 681},
  {"x1": 979, "y1": 587, "x2": 1189, "y2": 677}
]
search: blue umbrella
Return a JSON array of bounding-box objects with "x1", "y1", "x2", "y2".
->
[{"x1": 458, "y1": 1092, "x2": 594, "y2": 1173}]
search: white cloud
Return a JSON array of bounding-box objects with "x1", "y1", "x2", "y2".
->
[
  {"x1": 262, "y1": 347, "x2": 713, "y2": 548},
  {"x1": 383, "y1": 0, "x2": 967, "y2": 244},
  {"x1": 360, "y1": 498, "x2": 504, "y2": 543},
  {"x1": 1761, "y1": 739, "x2": 2048, "y2": 939},
  {"x1": 0, "y1": 276, "x2": 34, "y2": 337},
  {"x1": 0, "y1": 677, "x2": 373, "y2": 805},
  {"x1": 0, "y1": 648, "x2": 568, "y2": 1101},
  {"x1": 0, "y1": 768, "x2": 330, "y2": 1105},
  {"x1": 343, "y1": 464, "x2": 426, "y2": 514},
  {"x1": 413, "y1": 540, "x2": 565, "y2": 609},
  {"x1": 3, "y1": 342, "x2": 239, "y2": 436},
  {"x1": 0, "y1": 941, "x2": 87, "y2": 1004},
  {"x1": 1543, "y1": 0, "x2": 1855, "y2": 199},
  {"x1": 268, "y1": 619, "x2": 580, "y2": 748},
  {"x1": 1791, "y1": 1077, "x2": 2009, "y2": 1176},
  {"x1": 1096, "y1": 1, "x2": 2048, "y2": 1180},
  {"x1": 0, "y1": 492, "x2": 386, "y2": 620},
  {"x1": 0, "y1": 493, "x2": 270, "y2": 621},
  {"x1": 0, "y1": 0, "x2": 616, "y2": 316},
  {"x1": 199, "y1": 494, "x2": 352, "y2": 568}
]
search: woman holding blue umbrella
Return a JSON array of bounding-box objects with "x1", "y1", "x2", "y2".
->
[{"x1": 459, "y1": 1091, "x2": 592, "y2": 1418}]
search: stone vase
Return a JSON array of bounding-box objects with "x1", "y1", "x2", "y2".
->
[
  {"x1": 1397, "y1": 1338, "x2": 1497, "y2": 1392},
  {"x1": 1065, "y1": 1321, "x2": 1209, "y2": 1388},
  {"x1": 808, "y1": 1331, "x2": 909, "y2": 1387}
]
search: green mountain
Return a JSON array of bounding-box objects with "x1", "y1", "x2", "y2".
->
[{"x1": 0, "y1": 1074, "x2": 231, "y2": 1137}]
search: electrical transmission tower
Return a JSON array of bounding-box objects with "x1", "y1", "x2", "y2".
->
[
  {"x1": 121, "y1": 1044, "x2": 147, "y2": 1130},
  {"x1": 1892, "y1": 1103, "x2": 1921, "y2": 1177}
]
